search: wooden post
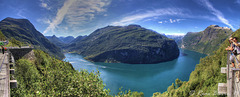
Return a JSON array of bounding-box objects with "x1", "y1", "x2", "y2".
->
[
  {"x1": 10, "y1": 80, "x2": 17, "y2": 88},
  {"x1": 9, "y1": 69, "x2": 14, "y2": 74}
]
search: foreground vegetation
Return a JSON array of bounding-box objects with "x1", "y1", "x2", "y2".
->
[
  {"x1": 152, "y1": 30, "x2": 240, "y2": 97},
  {"x1": 11, "y1": 50, "x2": 143, "y2": 97}
]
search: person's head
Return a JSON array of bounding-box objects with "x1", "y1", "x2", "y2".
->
[
  {"x1": 233, "y1": 37, "x2": 238, "y2": 42},
  {"x1": 229, "y1": 37, "x2": 233, "y2": 43}
]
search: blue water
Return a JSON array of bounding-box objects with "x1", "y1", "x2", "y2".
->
[{"x1": 64, "y1": 49, "x2": 206, "y2": 97}]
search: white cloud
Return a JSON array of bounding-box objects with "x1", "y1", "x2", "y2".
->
[
  {"x1": 176, "y1": 19, "x2": 185, "y2": 22},
  {"x1": 111, "y1": 8, "x2": 185, "y2": 26},
  {"x1": 169, "y1": 19, "x2": 175, "y2": 23},
  {"x1": 158, "y1": 21, "x2": 163, "y2": 24},
  {"x1": 43, "y1": 0, "x2": 76, "y2": 34},
  {"x1": 170, "y1": 19, "x2": 173, "y2": 23},
  {"x1": 37, "y1": 18, "x2": 51, "y2": 24},
  {"x1": 199, "y1": 0, "x2": 235, "y2": 30},
  {"x1": 17, "y1": 9, "x2": 26, "y2": 18},
  {"x1": 159, "y1": 19, "x2": 184, "y2": 24},
  {"x1": 104, "y1": 14, "x2": 108, "y2": 16},
  {"x1": 40, "y1": 0, "x2": 51, "y2": 10},
  {"x1": 43, "y1": 0, "x2": 111, "y2": 34},
  {"x1": 237, "y1": 0, "x2": 240, "y2": 4}
]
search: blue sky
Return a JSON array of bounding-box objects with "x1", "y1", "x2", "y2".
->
[{"x1": 0, "y1": 0, "x2": 240, "y2": 37}]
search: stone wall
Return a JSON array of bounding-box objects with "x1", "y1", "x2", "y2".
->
[{"x1": 8, "y1": 48, "x2": 34, "y2": 60}]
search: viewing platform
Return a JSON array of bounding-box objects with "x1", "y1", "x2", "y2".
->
[
  {"x1": 0, "y1": 46, "x2": 34, "y2": 97},
  {"x1": 218, "y1": 52, "x2": 240, "y2": 97}
]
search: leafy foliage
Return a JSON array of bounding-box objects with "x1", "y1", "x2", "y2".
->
[
  {"x1": 0, "y1": 30, "x2": 6, "y2": 41},
  {"x1": 11, "y1": 50, "x2": 110, "y2": 96},
  {"x1": 6, "y1": 37, "x2": 23, "y2": 47},
  {"x1": 11, "y1": 50, "x2": 143, "y2": 97}
]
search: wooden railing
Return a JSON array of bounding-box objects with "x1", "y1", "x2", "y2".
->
[{"x1": 218, "y1": 51, "x2": 240, "y2": 97}]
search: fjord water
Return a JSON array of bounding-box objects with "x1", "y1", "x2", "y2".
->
[{"x1": 64, "y1": 49, "x2": 206, "y2": 97}]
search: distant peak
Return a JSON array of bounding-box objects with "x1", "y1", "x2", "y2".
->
[
  {"x1": 3, "y1": 17, "x2": 28, "y2": 21},
  {"x1": 1, "y1": 17, "x2": 32, "y2": 26},
  {"x1": 209, "y1": 25, "x2": 219, "y2": 27},
  {"x1": 127, "y1": 24, "x2": 141, "y2": 28},
  {"x1": 208, "y1": 25, "x2": 232, "y2": 30}
]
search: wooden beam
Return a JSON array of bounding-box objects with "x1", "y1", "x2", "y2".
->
[
  {"x1": 218, "y1": 83, "x2": 227, "y2": 95},
  {"x1": 221, "y1": 67, "x2": 227, "y2": 73},
  {"x1": 10, "y1": 80, "x2": 17, "y2": 88}
]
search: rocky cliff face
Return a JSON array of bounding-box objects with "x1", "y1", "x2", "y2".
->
[
  {"x1": 181, "y1": 25, "x2": 232, "y2": 54},
  {"x1": 66, "y1": 25, "x2": 180, "y2": 64}
]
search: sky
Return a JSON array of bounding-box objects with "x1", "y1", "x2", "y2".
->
[{"x1": 0, "y1": 0, "x2": 240, "y2": 37}]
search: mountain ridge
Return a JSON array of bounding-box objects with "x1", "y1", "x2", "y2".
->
[
  {"x1": 0, "y1": 17, "x2": 65, "y2": 59},
  {"x1": 65, "y1": 24, "x2": 180, "y2": 64},
  {"x1": 180, "y1": 25, "x2": 232, "y2": 55}
]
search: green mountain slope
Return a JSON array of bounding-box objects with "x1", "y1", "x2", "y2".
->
[
  {"x1": 181, "y1": 25, "x2": 232, "y2": 55},
  {"x1": 45, "y1": 35, "x2": 66, "y2": 48},
  {"x1": 65, "y1": 25, "x2": 179, "y2": 64},
  {"x1": 0, "y1": 17, "x2": 64, "y2": 59},
  {"x1": 59, "y1": 36, "x2": 75, "y2": 43},
  {"x1": 69, "y1": 35, "x2": 87, "y2": 43},
  {"x1": 153, "y1": 29, "x2": 240, "y2": 97}
]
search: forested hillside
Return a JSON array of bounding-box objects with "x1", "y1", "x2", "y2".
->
[{"x1": 153, "y1": 29, "x2": 240, "y2": 97}]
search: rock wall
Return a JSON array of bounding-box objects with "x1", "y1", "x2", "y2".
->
[{"x1": 8, "y1": 48, "x2": 35, "y2": 60}]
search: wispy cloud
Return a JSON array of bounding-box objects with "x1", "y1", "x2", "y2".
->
[
  {"x1": 237, "y1": 0, "x2": 240, "y2": 4},
  {"x1": 43, "y1": 0, "x2": 111, "y2": 34},
  {"x1": 43, "y1": 0, "x2": 76, "y2": 34},
  {"x1": 39, "y1": 0, "x2": 51, "y2": 10},
  {"x1": 17, "y1": 9, "x2": 26, "y2": 18},
  {"x1": 198, "y1": 0, "x2": 235, "y2": 30},
  {"x1": 158, "y1": 19, "x2": 185, "y2": 24},
  {"x1": 111, "y1": 8, "x2": 186, "y2": 26}
]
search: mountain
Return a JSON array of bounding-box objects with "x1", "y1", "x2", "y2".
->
[
  {"x1": 59, "y1": 36, "x2": 75, "y2": 43},
  {"x1": 45, "y1": 35, "x2": 66, "y2": 48},
  {"x1": 0, "y1": 17, "x2": 64, "y2": 59},
  {"x1": 181, "y1": 25, "x2": 232, "y2": 55},
  {"x1": 65, "y1": 25, "x2": 179, "y2": 64},
  {"x1": 153, "y1": 29, "x2": 239, "y2": 97},
  {"x1": 70, "y1": 35, "x2": 87, "y2": 43},
  {"x1": 166, "y1": 35, "x2": 184, "y2": 46}
]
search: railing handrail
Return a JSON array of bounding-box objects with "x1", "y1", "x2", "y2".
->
[
  {"x1": 0, "y1": 50, "x2": 7, "y2": 72},
  {"x1": 227, "y1": 51, "x2": 240, "y2": 96}
]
